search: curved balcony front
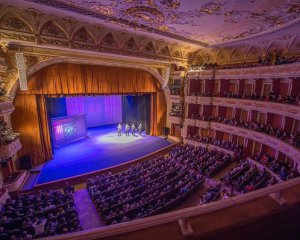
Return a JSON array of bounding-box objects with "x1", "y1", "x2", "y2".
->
[
  {"x1": 188, "y1": 62, "x2": 300, "y2": 80},
  {"x1": 186, "y1": 96, "x2": 300, "y2": 121},
  {"x1": 184, "y1": 119, "x2": 300, "y2": 163},
  {"x1": 0, "y1": 138, "x2": 22, "y2": 160}
]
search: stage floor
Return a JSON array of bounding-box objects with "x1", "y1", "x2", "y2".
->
[{"x1": 36, "y1": 125, "x2": 172, "y2": 184}]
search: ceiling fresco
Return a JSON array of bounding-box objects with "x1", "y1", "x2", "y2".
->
[{"x1": 25, "y1": 0, "x2": 300, "y2": 45}]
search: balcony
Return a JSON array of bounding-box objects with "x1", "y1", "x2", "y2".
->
[
  {"x1": 170, "y1": 95, "x2": 181, "y2": 102},
  {"x1": 186, "y1": 96, "x2": 212, "y2": 105},
  {"x1": 184, "y1": 120, "x2": 300, "y2": 163},
  {"x1": 169, "y1": 116, "x2": 181, "y2": 124},
  {"x1": 171, "y1": 71, "x2": 185, "y2": 79},
  {"x1": 184, "y1": 138, "x2": 235, "y2": 156},
  {"x1": 0, "y1": 138, "x2": 22, "y2": 159},
  {"x1": 188, "y1": 62, "x2": 300, "y2": 79},
  {"x1": 186, "y1": 96, "x2": 300, "y2": 121},
  {"x1": 185, "y1": 118, "x2": 210, "y2": 128}
]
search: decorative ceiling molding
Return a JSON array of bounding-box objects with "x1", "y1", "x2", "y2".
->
[
  {"x1": 211, "y1": 17, "x2": 300, "y2": 48},
  {"x1": 0, "y1": 3, "x2": 299, "y2": 69},
  {"x1": 0, "y1": 5, "x2": 197, "y2": 63},
  {"x1": 24, "y1": 0, "x2": 209, "y2": 47},
  {"x1": 23, "y1": 0, "x2": 300, "y2": 46}
]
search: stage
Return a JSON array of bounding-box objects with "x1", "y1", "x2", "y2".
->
[{"x1": 36, "y1": 124, "x2": 172, "y2": 184}]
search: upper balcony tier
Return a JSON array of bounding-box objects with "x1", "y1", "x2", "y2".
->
[
  {"x1": 169, "y1": 116, "x2": 181, "y2": 125},
  {"x1": 184, "y1": 118, "x2": 300, "y2": 164},
  {"x1": 0, "y1": 138, "x2": 22, "y2": 160},
  {"x1": 187, "y1": 62, "x2": 300, "y2": 80},
  {"x1": 169, "y1": 95, "x2": 181, "y2": 102},
  {"x1": 186, "y1": 96, "x2": 300, "y2": 121},
  {"x1": 171, "y1": 71, "x2": 185, "y2": 80}
]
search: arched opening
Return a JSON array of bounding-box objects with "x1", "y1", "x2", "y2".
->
[{"x1": 11, "y1": 63, "x2": 167, "y2": 168}]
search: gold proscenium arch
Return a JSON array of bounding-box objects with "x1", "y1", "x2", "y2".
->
[{"x1": 7, "y1": 55, "x2": 173, "y2": 125}]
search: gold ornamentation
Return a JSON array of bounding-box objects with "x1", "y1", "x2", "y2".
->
[{"x1": 123, "y1": 6, "x2": 164, "y2": 24}]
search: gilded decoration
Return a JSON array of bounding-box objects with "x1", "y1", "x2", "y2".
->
[
  {"x1": 0, "y1": 5, "x2": 194, "y2": 62},
  {"x1": 25, "y1": 0, "x2": 300, "y2": 45}
]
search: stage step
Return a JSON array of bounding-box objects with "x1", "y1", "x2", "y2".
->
[
  {"x1": 74, "y1": 189, "x2": 104, "y2": 230},
  {"x1": 20, "y1": 172, "x2": 40, "y2": 191}
]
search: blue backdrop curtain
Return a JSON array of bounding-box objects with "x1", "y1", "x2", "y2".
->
[
  {"x1": 46, "y1": 97, "x2": 67, "y2": 118},
  {"x1": 122, "y1": 95, "x2": 151, "y2": 134}
]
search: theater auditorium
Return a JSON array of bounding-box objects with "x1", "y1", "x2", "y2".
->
[{"x1": 0, "y1": 0, "x2": 299, "y2": 239}]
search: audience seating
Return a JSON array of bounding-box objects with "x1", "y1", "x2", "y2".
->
[
  {"x1": 186, "y1": 135, "x2": 243, "y2": 157},
  {"x1": 190, "y1": 55, "x2": 300, "y2": 70},
  {"x1": 87, "y1": 144, "x2": 238, "y2": 225},
  {"x1": 188, "y1": 114, "x2": 300, "y2": 148},
  {"x1": 0, "y1": 189, "x2": 81, "y2": 239},
  {"x1": 221, "y1": 161, "x2": 277, "y2": 193},
  {"x1": 253, "y1": 153, "x2": 299, "y2": 180},
  {"x1": 189, "y1": 91, "x2": 300, "y2": 106}
]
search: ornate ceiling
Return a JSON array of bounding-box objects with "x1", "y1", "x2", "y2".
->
[
  {"x1": 25, "y1": 0, "x2": 300, "y2": 45},
  {"x1": 0, "y1": 0, "x2": 299, "y2": 103}
]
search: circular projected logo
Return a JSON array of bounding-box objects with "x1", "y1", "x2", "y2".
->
[{"x1": 64, "y1": 125, "x2": 77, "y2": 136}]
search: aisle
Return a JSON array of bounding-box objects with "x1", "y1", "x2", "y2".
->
[{"x1": 74, "y1": 189, "x2": 104, "y2": 230}]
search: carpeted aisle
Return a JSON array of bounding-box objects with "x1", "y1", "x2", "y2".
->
[{"x1": 74, "y1": 189, "x2": 104, "y2": 230}]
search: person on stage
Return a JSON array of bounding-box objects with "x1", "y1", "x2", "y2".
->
[
  {"x1": 138, "y1": 123, "x2": 143, "y2": 135},
  {"x1": 125, "y1": 123, "x2": 130, "y2": 136},
  {"x1": 117, "y1": 123, "x2": 122, "y2": 136},
  {"x1": 131, "y1": 123, "x2": 136, "y2": 136}
]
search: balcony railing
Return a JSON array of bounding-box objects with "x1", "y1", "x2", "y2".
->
[
  {"x1": 169, "y1": 95, "x2": 181, "y2": 102},
  {"x1": 0, "y1": 138, "x2": 22, "y2": 159},
  {"x1": 184, "y1": 138, "x2": 235, "y2": 156},
  {"x1": 41, "y1": 177, "x2": 300, "y2": 240},
  {"x1": 169, "y1": 116, "x2": 181, "y2": 124},
  {"x1": 184, "y1": 119, "x2": 300, "y2": 164},
  {"x1": 186, "y1": 96, "x2": 300, "y2": 121},
  {"x1": 187, "y1": 62, "x2": 300, "y2": 79}
]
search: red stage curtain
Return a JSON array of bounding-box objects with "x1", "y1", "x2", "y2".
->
[
  {"x1": 12, "y1": 95, "x2": 53, "y2": 166},
  {"x1": 36, "y1": 95, "x2": 53, "y2": 162},
  {"x1": 156, "y1": 90, "x2": 167, "y2": 136},
  {"x1": 21, "y1": 63, "x2": 159, "y2": 95},
  {"x1": 150, "y1": 90, "x2": 166, "y2": 136},
  {"x1": 150, "y1": 94, "x2": 158, "y2": 136}
]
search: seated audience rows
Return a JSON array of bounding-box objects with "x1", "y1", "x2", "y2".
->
[
  {"x1": 0, "y1": 189, "x2": 81, "y2": 239},
  {"x1": 199, "y1": 184, "x2": 234, "y2": 204},
  {"x1": 189, "y1": 114, "x2": 300, "y2": 147},
  {"x1": 190, "y1": 55, "x2": 300, "y2": 70},
  {"x1": 87, "y1": 144, "x2": 238, "y2": 225},
  {"x1": 186, "y1": 135, "x2": 243, "y2": 156},
  {"x1": 253, "y1": 153, "x2": 299, "y2": 180},
  {"x1": 181, "y1": 147, "x2": 233, "y2": 178},
  {"x1": 87, "y1": 144, "x2": 295, "y2": 226},
  {"x1": 189, "y1": 91, "x2": 300, "y2": 105},
  {"x1": 221, "y1": 161, "x2": 277, "y2": 193}
]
